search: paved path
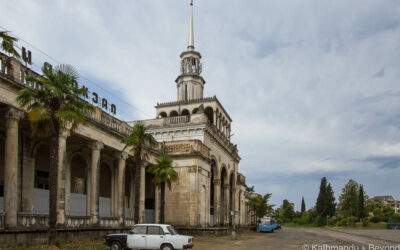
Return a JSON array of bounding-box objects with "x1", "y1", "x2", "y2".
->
[{"x1": 192, "y1": 227, "x2": 400, "y2": 250}]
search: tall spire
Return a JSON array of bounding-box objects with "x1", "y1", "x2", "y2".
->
[{"x1": 188, "y1": 0, "x2": 194, "y2": 50}]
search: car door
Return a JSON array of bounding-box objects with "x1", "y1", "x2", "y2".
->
[
  {"x1": 127, "y1": 225, "x2": 147, "y2": 249},
  {"x1": 145, "y1": 226, "x2": 166, "y2": 249}
]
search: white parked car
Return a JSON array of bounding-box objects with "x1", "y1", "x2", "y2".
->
[{"x1": 104, "y1": 224, "x2": 194, "y2": 250}]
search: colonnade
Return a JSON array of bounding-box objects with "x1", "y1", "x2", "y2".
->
[{"x1": 0, "y1": 106, "x2": 155, "y2": 229}]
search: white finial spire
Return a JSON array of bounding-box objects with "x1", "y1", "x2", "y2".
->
[{"x1": 188, "y1": 0, "x2": 194, "y2": 50}]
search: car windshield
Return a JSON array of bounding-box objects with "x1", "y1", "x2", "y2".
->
[
  {"x1": 260, "y1": 218, "x2": 272, "y2": 225},
  {"x1": 167, "y1": 226, "x2": 178, "y2": 235}
]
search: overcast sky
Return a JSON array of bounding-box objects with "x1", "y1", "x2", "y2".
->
[{"x1": 2, "y1": 0, "x2": 400, "y2": 210}]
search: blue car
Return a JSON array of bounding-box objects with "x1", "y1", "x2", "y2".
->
[{"x1": 258, "y1": 217, "x2": 278, "y2": 233}]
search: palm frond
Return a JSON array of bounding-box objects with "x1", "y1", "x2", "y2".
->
[{"x1": 0, "y1": 31, "x2": 20, "y2": 58}]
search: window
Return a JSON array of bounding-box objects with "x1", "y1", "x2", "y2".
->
[
  {"x1": 131, "y1": 226, "x2": 146, "y2": 234},
  {"x1": 147, "y1": 226, "x2": 163, "y2": 235},
  {"x1": 167, "y1": 226, "x2": 178, "y2": 235}
]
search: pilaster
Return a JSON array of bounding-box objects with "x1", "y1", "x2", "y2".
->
[{"x1": 213, "y1": 179, "x2": 221, "y2": 225}]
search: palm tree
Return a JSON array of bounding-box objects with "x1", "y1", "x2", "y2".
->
[
  {"x1": 122, "y1": 122, "x2": 157, "y2": 222},
  {"x1": 16, "y1": 64, "x2": 94, "y2": 244},
  {"x1": 247, "y1": 197, "x2": 260, "y2": 226},
  {"x1": 147, "y1": 155, "x2": 178, "y2": 223},
  {"x1": 0, "y1": 31, "x2": 20, "y2": 58}
]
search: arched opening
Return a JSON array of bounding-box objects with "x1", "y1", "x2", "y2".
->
[
  {"x1": 220, "y1": 167, "x2": 227, "y2": 226},
  {"x1": 229, "y1": 173, "x2": 234, "y2": 226},
  {"x1": 209, "y1": 159, "x2": 217, "y2": 226},
  {"x1": 33, "y1": 144, "x2": 50, "y2": 214},
  {"x1": 145, "y1": 172, "x2": 156, "y2": 223},
  {"x1": 70, "y1": 154, "x2": 88, "y2": 216},
  {"x1": 158, "y1": 112, "x2": 167, "y2": 118},
  {"x1": 99, "y1": 162, "x2": 112, "y2": 217},
  {"x1": 169, "y1": 110, "x2": 179, "y2": 117},
  {"x1": 192, "y1": 108, "x2": 199, "y2": 114},
  {"x1": 181, "y1": 109, "x2": 190, "y2": 116},
  {"x1": 204, "y1": 107, "x2": 214, "y2": 124}
]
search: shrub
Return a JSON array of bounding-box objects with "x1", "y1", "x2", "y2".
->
[
  {"x1": 328, "y1": 216, "x2": 337, "y2": 226},
  {"x1": 314, "y1": 216, "x2": 325, "y2": 226},
  {"x1": 389, "y1": 214, "x2": 400, "y2": 222},
  {"x1": 337, "y1": 217, "x2": 349, "y2": 227},
  {"x1": 55, "y1": 238, "x2": 64, "y2": 248},
  {"x1": 362, "y1": 218, "x2": 370, "y2": 227},
  {"x1": 371, "y1": 216, "x2": 381, "y2": 223}
]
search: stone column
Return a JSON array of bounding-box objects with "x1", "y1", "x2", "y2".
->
[
  {"x1": 65, "y1": 159, "x2": 71, "y2": 216},
  {"x1": 3, "y1": 107, "x2": 24, "y2": 228},
  {"x1": 86, "y1": 159, "x2": 92, "y2": 216},
  {"x1": 154, "y1": 185, "x2": 161, "y2": 224},
  {"x1": 129, "y1": 165, "x2": 135, "y2": 218},
  {"x1": 116, "y1": 152, "x2": 128, "y2": 223},
  {"x1": 223, "y1": 184, "x2": 230, "y2": 225},
  {"x1": 56, "y1": 130, "x2": 70, "y2": 226},
  {"x1": 139, "y1": 163, "x2": 146, "y2": 223},
  {"x1": 213, "y1": 111, "x2": 217, "y2": 126},
  {"x1": 89, "y1": 141, "x2": 103, "y2": 224},
  {"x1": 213, "y1": 179, "x2": 221, "y2": 226}
]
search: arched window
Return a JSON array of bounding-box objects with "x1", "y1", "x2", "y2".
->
[
  {"x1": 181, "y1": 109, "x2": 190, "y2": 116},
  {"x1": 192, "y1": 108, "x2": 199, "y2": 114},
  {"x1": 204, "y1": 107, "x2": 214, "y2": 124},
  {"x1": 158, "y1": 112, "x2": 167, "y2": 118},
  {"x1": 169, "y1": 110, "x2": 179, "y2": 117}
]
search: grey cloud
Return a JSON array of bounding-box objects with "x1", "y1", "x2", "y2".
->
[
  {"x1": 364, "y1": 156, "x2": 400, "y2": 169},
  {"x1": 372, "y1": 68, "x2": 385, "y2": 78}
]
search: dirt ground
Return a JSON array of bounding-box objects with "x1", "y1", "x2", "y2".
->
[{"x1": 1, "y1": 227, "x2": 400, "y2": 249}]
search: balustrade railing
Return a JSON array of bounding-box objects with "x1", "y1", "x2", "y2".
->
[
  {"x1": 17, "y1": 213, "x2": 49, "y2": 229},
  {"x1": 124, "y1": 218, "x2": 135, "y2": 227},
  {"x1": 164, "y1": 115, "x2": 190, "y2": 125},
  {"x1": 65, "y1": 216, "x2": 92, "y2": 228},
  {"x1": 99, "y1": 217, "x2": 120, "y2": 227}
]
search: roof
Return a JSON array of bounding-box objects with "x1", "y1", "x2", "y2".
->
[
  {"x1": 133, "y1": 224, "x2": 172, "y2": 227},
  {"x1": 368, "y1": 195, "x2": 395, "y2": 201}
]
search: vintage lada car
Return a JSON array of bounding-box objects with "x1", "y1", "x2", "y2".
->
[{"x1": 104, "y1": 224, "x2": 194, "y2": 250}]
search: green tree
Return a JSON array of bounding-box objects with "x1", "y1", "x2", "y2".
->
[
  {"x1": 16, "y1": 64, "x2": 94, "y2": 244},
  {"x1": 338, "y1": 179, "x2": 359, "y2": 218},
  {"x1": 245, "y1": 185, "x2": 255, "y2": 194},
  {"x1": 0, "y1": 31, "x2": 20, "y2": 58},
  {"x1": 247, "y1": 196, "x2": 260, "y2": 225},
  {"x1": 316, "y1": 177, "x2": 329, "y2": 217},
  {"x1": 122, "y1": 122, "x2": 157, "y2": 222},
  {"x1": 281, "y1": 199, "x2": 295, "y2": 222},
  {"x1": 301, "y1": 197, "x2": 306, "y2": 215},
  {"x1": 147, "y1": 155, "x2": 178, "y2": 223},
  {"x1": 326, "y1": 183, "x2": 336, "y2": 217},
  {"x1": 358, "y1": 185, "x2": 365, "y2": 219}
]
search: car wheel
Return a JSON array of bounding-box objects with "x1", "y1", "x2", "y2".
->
[
  {"x1": 160, "y1": 243, "x2": 174, "y2": 250},
  {"x1": 110, "y1": 241, "x2": 122, "y2": 250}
]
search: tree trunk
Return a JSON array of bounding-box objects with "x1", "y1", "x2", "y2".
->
[
  {"x1": 48, "y1": 128, "x2": 59, "y2": 245},
  {"x1": 160, "y1": 183, "x2": 165, "y2": 224},
  {"x1": 134, "y1": 153, "x2": 141, "y2": 223}
]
